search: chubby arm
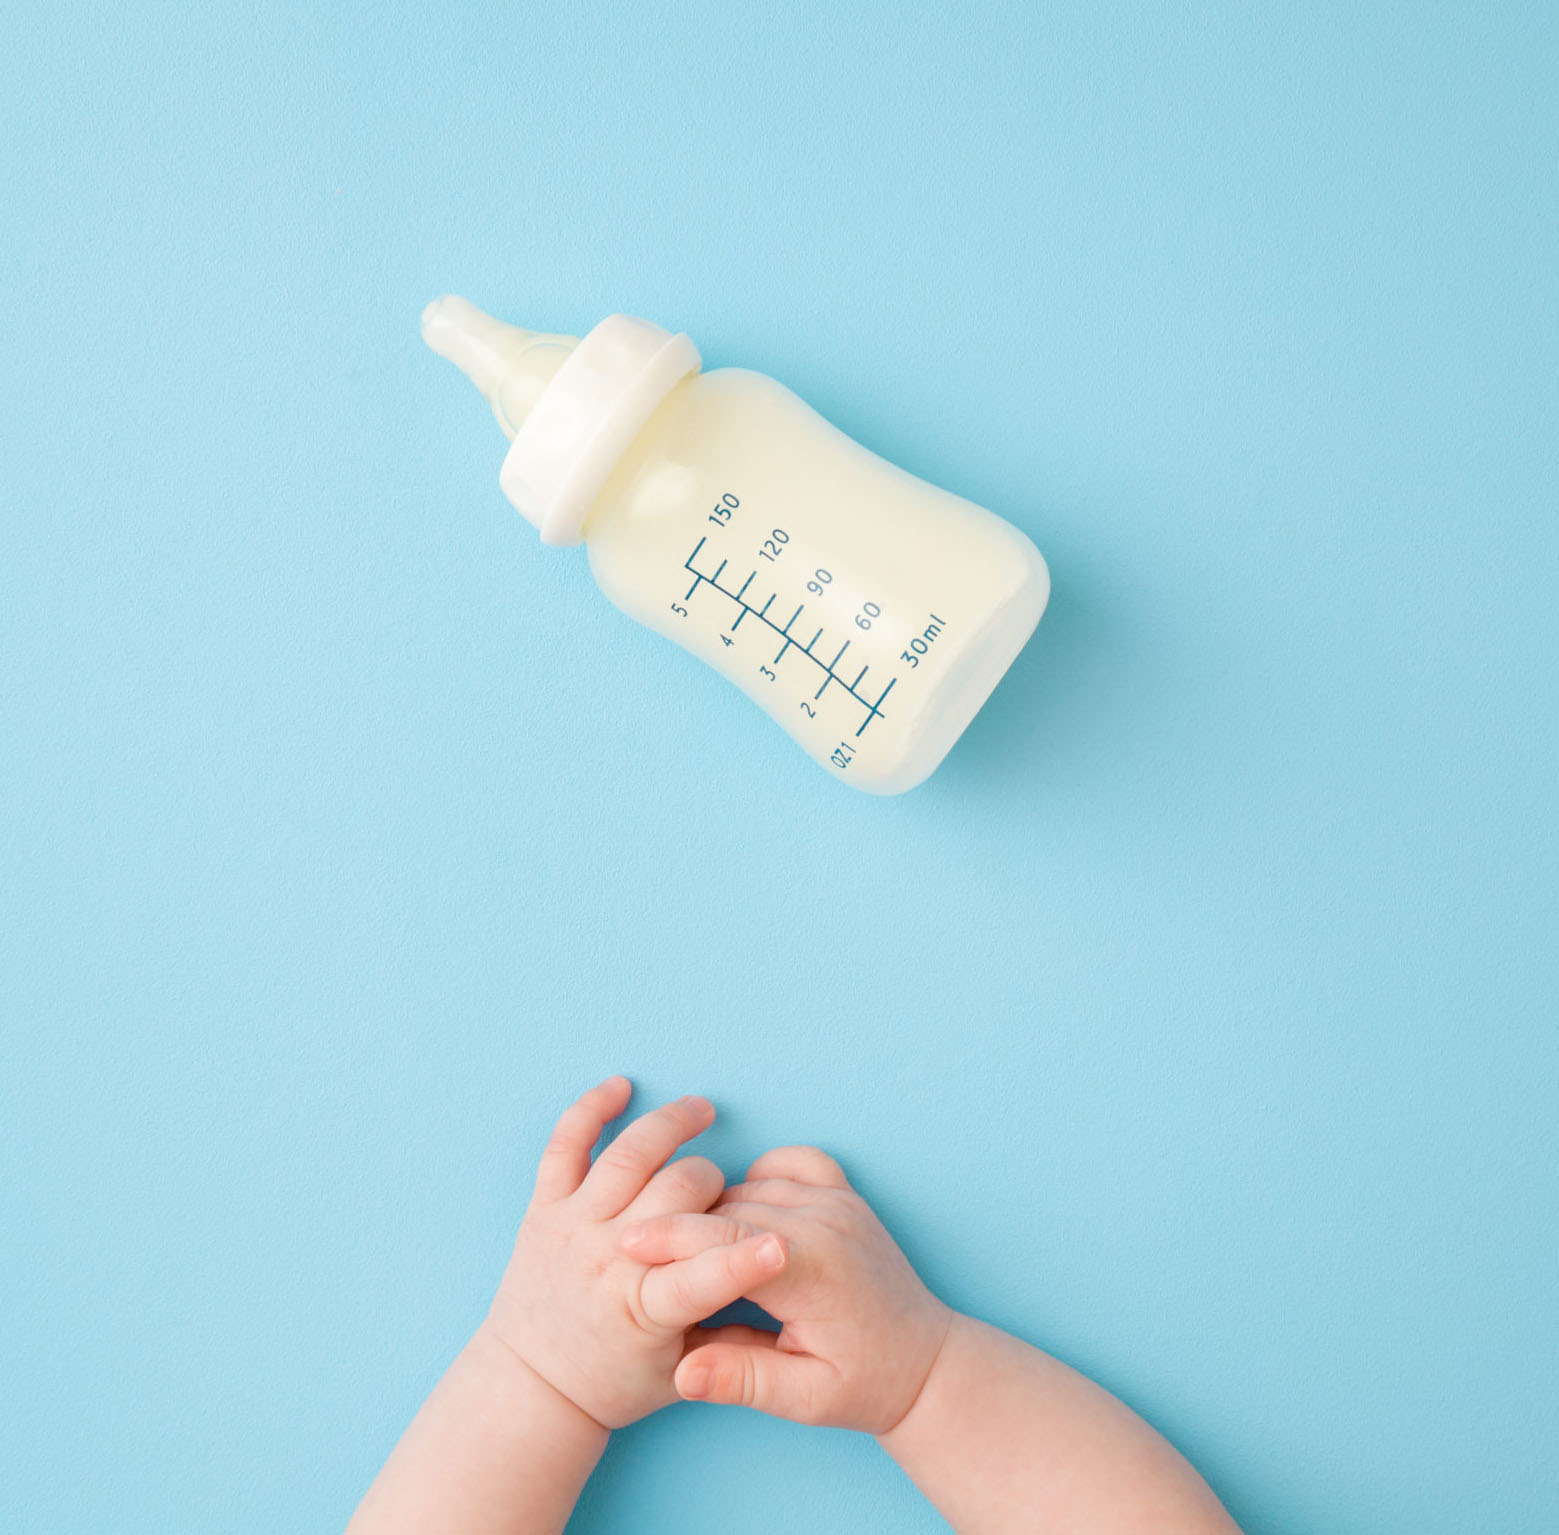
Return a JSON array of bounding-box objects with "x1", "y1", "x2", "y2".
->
[
  {"x1": 349, "y1": 1078, "x2": 789, "y2": 1535},
  {"x1": 626, "y1": 1145, "x2": 1237, "y2": 1535},
  {"x1": 877, "y1": 1314, "x2": 1238, "y2": 1534},
  {"x1": 345, "y1": 1324, "x2": 606, "y2": 1535}
]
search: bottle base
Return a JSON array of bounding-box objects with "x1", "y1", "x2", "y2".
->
[{"x1": 856, "y1": 551, "x2": 1051, "y2": 796}]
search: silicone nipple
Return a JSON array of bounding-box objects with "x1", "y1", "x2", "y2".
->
[{"x1": 420, "y1": 296, "x2": 578, "y2": 441}]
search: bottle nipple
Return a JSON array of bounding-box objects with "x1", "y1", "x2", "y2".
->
[{"x1": 420, "y1": 295, "x2": 578, "y2": 441}]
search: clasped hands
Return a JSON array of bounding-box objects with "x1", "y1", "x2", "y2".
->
[
  {"x1": 353, "y1": 1077, "x2": 1241, "y2": 1535},
  {"x1": 482, "y1": 1076, "x2": 953, "y2": 1437}
]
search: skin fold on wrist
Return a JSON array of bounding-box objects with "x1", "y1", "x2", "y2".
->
[
  {"x1": 874, "y1": 1306, "x2": 961, "y2": 1445},
  {"x1": 472, "y1": 1319, "x2": 615, "y2": 1440}
]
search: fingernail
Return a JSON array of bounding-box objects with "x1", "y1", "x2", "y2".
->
[
  {"x1": 757, "y1": 1235, "x2": 786, "y2": 1270},
  {"x1": 679, "y1": 1095, "x2": 713, "y2": 1115},
  {"x1": 680, "y1": 1362, "x2": 711, "y2": 1398}
]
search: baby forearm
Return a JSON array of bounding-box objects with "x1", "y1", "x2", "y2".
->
[
  {"x1": 347, "y1": 1323, "x2": 609, "y2": 1535},
  {"x1": 876, "y1": 1315, "x2": 1238, "y2": 1534}
]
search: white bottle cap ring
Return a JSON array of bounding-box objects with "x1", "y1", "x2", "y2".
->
[{"x1": 499, "y1": 314, "x2": 701, "y2": 546}]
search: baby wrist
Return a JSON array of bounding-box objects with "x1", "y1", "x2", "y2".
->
[
  {"x1": 472, "y1": 1319, "x2": 613, "y2": 1442},
  {"x1": 874, "y1": 1305, "x2": 962, "y2": 1445}
]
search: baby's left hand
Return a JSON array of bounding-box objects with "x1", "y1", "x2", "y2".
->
[{"x1": 482, "y1": 1077, "x2": 790, "y2": 1429}]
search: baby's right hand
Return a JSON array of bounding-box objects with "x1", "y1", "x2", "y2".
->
[{"x1": 620, "y1": 1146, "x2": 954, "y2": 1434}]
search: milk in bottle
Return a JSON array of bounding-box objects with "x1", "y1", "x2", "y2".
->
[{"x1": 422, "y1": 296, "x2": 1049, "y2": 795}]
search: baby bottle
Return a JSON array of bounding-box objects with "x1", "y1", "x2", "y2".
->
[{"x1": 422, "y1": 296, "x2": 1050, "y2": 795}]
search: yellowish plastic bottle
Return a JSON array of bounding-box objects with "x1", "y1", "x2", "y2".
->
[{"x1": 422, "y1": 296, "x2": 1049, "y2": 794}]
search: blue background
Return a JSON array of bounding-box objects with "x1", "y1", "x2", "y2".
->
[{"x1": 3, "y1": 3, "x2": 1556, "y2": 1531}]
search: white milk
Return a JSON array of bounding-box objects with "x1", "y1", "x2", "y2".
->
[{"x1": 422, "y1": 297, "x2": 1049, "y2": 795}]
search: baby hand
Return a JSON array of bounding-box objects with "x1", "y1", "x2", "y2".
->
[
  {"x1": 620, "y1": 1146, "x2": 953, "y2": 1434},
  {"x1": 483, "y1": 1078, "x2": 790, "y2": 1430}
]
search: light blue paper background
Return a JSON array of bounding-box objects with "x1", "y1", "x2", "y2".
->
[{"x1": 3, "y1": 3, "x2": 1556, "y2": 1531}]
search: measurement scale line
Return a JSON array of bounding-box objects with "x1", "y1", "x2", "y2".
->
[
  {"x1": 700, "y1": 571, "x2": 860, "y2": 688},
  {"x1": 711, "y1": 581, "x2": 877, "y2": 704},
  {"x1": 854, "y1": 678, "x2": 898, "y2": 736},
  {"x1": 680, "y1": 545, "x2": 898, "y2": 734}
]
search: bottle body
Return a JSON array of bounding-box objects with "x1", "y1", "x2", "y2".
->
[{"x1": 585, "y1": 368, "x2": 1049, "y2": 794}]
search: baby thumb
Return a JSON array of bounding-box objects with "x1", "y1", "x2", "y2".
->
[{"x1": 675, "y1": 1343, "x2": 825, "y2": 1423}]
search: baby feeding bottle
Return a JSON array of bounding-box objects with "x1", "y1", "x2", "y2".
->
[{"x1": 422, "y1": 296, "x2": 1050, "y2": 795}]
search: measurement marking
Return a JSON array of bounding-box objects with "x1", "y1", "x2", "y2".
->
[
  {"x1": 682, "y1": 536, "x2": 709, "y2": 600},
  {"x1": 855, "y1": 676, "x2": 897, "y2": 736},
  {"x1": 682, "y1": 543, "x2": 897, "y2": 735}
]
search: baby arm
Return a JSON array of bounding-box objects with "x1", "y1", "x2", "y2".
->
[
  {"x1": 880, "y1": 1313, "x2": 1239, "y2": 1534},
  {"x1": 623, "y1": 1146, "x2": 1237, "y2": 1534},
  {"x1": 348, "y1": 1078, "x2": 789, "y2": 1535}
]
